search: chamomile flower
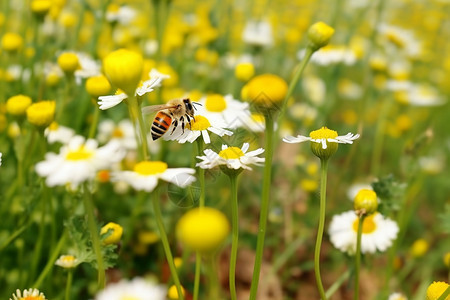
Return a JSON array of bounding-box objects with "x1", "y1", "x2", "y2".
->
[
  {"x1": 165, "y1": 114, "x2": 233, "y2": 144},
  {"x1": 196, "y1": 143, "x2": 265, "y2": 170},
  {"x1": 112, "y1": 161, "x2": 195, "y2": 192},
  {"x1": 95, "y1": 277, "x2": 166, "y2": 300},
  {"x1": 298, "y1": 45, "x2": 357, "y2": 65},
  {"x1": 328, "y1": 211, "x2": 399, "y2": 255},
  {"x1": 55, "y1": 255, "x2": 79, "y2": 269},
  {"x1": 10, "y1": 288, "x2": 46, "y2": 300},
  {"x1": 98, "y1": 69, "x2": 169, "y2": 110},
  {"x1": 44, "y1": 122, "x2": 75, "y2": 144},
  {"x1": 35, "y1": 135, "x2": 125, "y2": 188},
  {"x1": 97, "y1": 119, "x2": 137, "y2": 150},
  {"x1": 242, "y1": 20, "x2": 274, "y2": 47},
  {"x1": 106, "y1": 4, "x2": 136, "y2": 25}
]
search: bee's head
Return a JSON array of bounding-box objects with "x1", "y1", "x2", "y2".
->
[{"x1": 183, "y1": 98, "x2": 196, "y2": 116}]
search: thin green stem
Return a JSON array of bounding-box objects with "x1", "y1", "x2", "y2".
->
[
  {"x1": 249, "y1": 112, "x2": 274, "y2": 300},
  {"x1": 65, "y1": 269, "x2": 73, "y2": 300},
  {"x1": 0, "y1": 221, "x2": 31, "y2": 252},
  {"x1": 88, "y1": 104, "x2": 100, "y2": 139},
  {"x1": 151, "y1": 188, "x2": 184, "y2": 300},
  {"x1": 354, "y1": 215, "x2": 365, "y2": 300},
  {"x1": 437, "y1": 286, "x2": 450, "y2": 300},
  {"x1": 325, "y1": 269, "x2": 351, "y2": 299},
  {"x1": 83, "y1": 185, "x2": 105, "y2": 290},
  {"x1": 206, "y1": 255, "x2": 220, "y2": 299},
  {"x1": 128, "y1": 95, "x2": 149, "y2": 160},
  {"x1": 193, "y1": 252, "x2": 201, "y2": 300},
  {"x1": 314, "y1": 159, "x2": 329, "y2": 300},
  {"x1": 229, "y1": 173, "x2": 239, "y2": 300}
]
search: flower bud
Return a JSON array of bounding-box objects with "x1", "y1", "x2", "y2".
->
[
  {"x1": 58, "y1": 52, "x2": 80, "y2": 74},
  {"x1": 308, "y1": 21, "x2": 335, "y2": 51},
  {"x1": 244, "y1": 74, "x2": 288, "y2": 110},
  {"x1": 354, "y1": 189, "x2": 378, "y2": 215},
  {"x1": 100, "y1": 222, "x2": 123, "y2": 244},
  {"x1": 6, "y1": 95, "x2": 32, "y2": 117},
  {"x1": 1, "y1": 32, "x2": 23, "y2": 53},
  {"x1": 26, "y1": 101, "x2": 56, "y2": 129},
  {"x1": 235, "y1": 62, "x2": 255, "y2": 82},
  {"x1": 86, "y1": 75, "x2": 112, "y2": 98}
]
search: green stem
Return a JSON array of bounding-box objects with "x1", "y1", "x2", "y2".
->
[
  {"x1": 229, "y1": 173, "x2": 239, "y2": 300},
  {"x1": 206, "y1": 255, "x2": 220, "y2": 299},
  {"x1": 0, "y1": 221, "x2": 31, "y2": 252},
  {"x1": 83, "y1": 185, "x2": 105, "y2": 290},
  {"x1": 151, "y1": 188, "x2": 184, "y2": 300},
  {"x1": 88, "y1": 104, "x2": 100, "y2": 139},
  {"x1": 354, "y1": 215, "x2": 365, "y2": 300},
  {"x1": 193, "y1": 252, "x2": 201, "y2": 300},
  {"x1": 325, "y1": 269, "x2": 351, "y2": 298},
  {"x1": 437, "y1": 286, "x2": 450, "y2": 300},
  {"x1": 128, "y1": 95, "x2": 149, "y2": 160},
  {"x1": 249, "y1": 112, "x2": 274, "y2": 300},
  {"x1": 314, "y1": 159, "x2": 329, "y2": 300},
  {"x1": 65, "y1": 269, "x2": 73, "y2": 300}
]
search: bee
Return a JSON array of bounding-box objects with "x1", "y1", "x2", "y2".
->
[{"x1": 142, "y1": 98, "x2": 200, "y2": 141}]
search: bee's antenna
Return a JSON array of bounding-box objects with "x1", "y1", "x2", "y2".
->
[{"x1": 192, "y1": 102, "x2": 202, "y2": 109}]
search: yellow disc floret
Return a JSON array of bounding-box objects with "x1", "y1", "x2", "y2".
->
[
  {"x1": 205, "y1": 94, "x2": 227, "y2": 112},
  {"x1": 352, "y1": 213, "x2": 377, "y2": 234},
  {"x1": 235, "y1": 62, "x2": 255, "y2": 82},
  {"x1": 188, "y1": 115, "x2": 211, "y2": 131},
  {"x1": 65, "y1": 146, "x2": 94, "y2": 161},
  {"x1": 410, "y1": 239, "x2": 429, "y2": 258},
  {"x1": 426, "y1": 281, "x2": 449, "y2": 300},
  {"x1": 354, "y1": 189, "x2": 378, "y2": 215},
  {"x1": 168, "y1": 285, "x2": 185, "y2": 300},
  {"x1": 57, "y1": 52, "x2": 80, "y2": 74},
  {"x1": 176, "y1": 207, "x2": 230, "y2": 253},
  {"x1": 6, "y1": 95, "x2": 32, "y2": 117},
  {"x1": 133, "y1": 161, "x2": 168, "y2": 175},
  {"x1": 100, "y1": 222, "x2": 124, "y2": 245},
  {"x1": 85, "y1": 75, "x2": 112, "y2": 98},
  {"x1": 309, "y1": 126, "x2": 339, "y2": 160},
  {"x1": 245, "y1": 74, "x2": 288, "y2": 109},
  {"x1": 1, "y1": 32, "x2": 23, "y2": 52},
  {"x1": 219, "y1": 147, "x2": 244, "y2": 159},
  {"x1": 26, "y1": 101, "x2": 56, "y2": 128}
]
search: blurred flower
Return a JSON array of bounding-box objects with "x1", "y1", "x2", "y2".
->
[
  {"x1": 106, "y1": 4, "x2": 136, "y2": 25},
  {"x1": 6, "y1": 95, "x2": 32, "y2": 117},
  {"x1": 57, "y1": 52, "x2": 79, "y2": 74},
  {"x1": 36, "y1": 136, "x2": 125, "y2": 188},
  {"x1": 243, "y1": 74, "x2": 288, "y2": 109},
  {"x1": 338, "y1": 78, "x2": 363, "y2": 100},
  {"x1": 241, "y1": 112, "x2": 265, "y2": 132},
  {"x1": 168, "y1": 285, "x2": 185, "y2": 300},
  {"x1": 444, "y1": 252, "x2": 450, "y2": 268},
  {"x1": 354, "y1": 189, "x2": 378, "y2": 215},
  {"x1": 242, "y1": 20, "x2": 273, "y2": 47},
  {"x1": 347, "y1": 183, "x2": 373, "y2": 201},
  {"x1": 197, "y1": 94, "x2": 250, "y2": 129},
  {"x1": 73, "y1": 52, "x2": 101, "y2": 83},
  {"x1": 10, "y1": 288, "x2": 46, "y2": 300},
  {"x1": 86, "y1": 75, "x2": 112, "y2": 99},
  {"x1": 1, "y1": 32, "x2": 23, "y2": 52},
  {"x1": 97, "y1": 119, "x2": 136, "y2": 150},
  {"x1": 112, "y1": 161, "x2": 195, "y2": 192},
  {"x1": 101, "y1": 222, "x2": 123, "y2": 244},
  {"x1": 302, "y1": 75, "x2": 326, "y2": 104},
  {"x1": 410, "y1": 239, "x2": 429, "y2": 258},
  {"x1": 299, "y1": 45, "x2": 356, "y2": 66},
  {"x1": 31, "y1": 0, "x2": 52, "y2": 17},
  {"x1": 388, "y1": 292, "x2": 407, "y2": 300},
  {"x1": 307, "y1": 21, "x2": 335, "y2": 50},
  {"x1": 55, "y1": 255, "x2": 79, "y2": 269},
  {"x1": 0, "y1": 152, "x2": 2, "y2": 166},
  {"x1": 235, "y1": 62, "x2": 255, "y2": 81},
  {"x1": 378, "y1": 24, "x2": 422, "y2": 59},
  {"x1": 44, "y1": 122, "x2": 75, "y2": 144},
  {"x1": 328, "y1": 211, "x2": 399, "y2": 255},
  {"x1": 26, "y1": 101, "x2": 56, "y2": 129},
  {"x1": 426, "y1": 281, "x2": 449, "y2": 300},
  {"x1": 197, "y1": 143, "x2": 264, "y2": 170},
  {"x1": 95, "y1": 277, "x2": 166, "y2": 300},
  {"x1": 176, "y1": 207, "x2": 229, "y2": 253},
  {"x1": 165, "y1": 114, "x2": 232, "y2": 144}
]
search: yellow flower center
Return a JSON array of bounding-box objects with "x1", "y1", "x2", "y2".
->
[
  {"x1": 309, "y1": 126, "x2": 338, "y2": 139},
  {"x1": 112, "y1": 128, "x2": 124, "y2": 138},
  {"x1": 188, "y1": 115, "x2": 211, "y2": 131},
  {"x1": 386, "y1": 30, "x2": 405, "y2": 48},
  {"x1": 26, "y1": 100, "x2": 56, "y2": 128},
  {"x1": 65, "y1": 146, "x2": 94, "y2": 161},
  {"x1": 21, "y1": 296, "x2": 45, "y2": 300},
  {"x1": 85, "y1": 75, "x2": 112, "y2": 98},
  {"x1": 1, "y1": 32, "x2": 23, "y2": 52},
  {"x1": 205, "y1": 94, "x2": 227, "y2": 112},
  {"x1": 219, "y1": 147, "x2": 244, "y2": 159},
  {"x1": 61, "y1": 255, "x2": 76, "y2": 263},
  {"x1": 120, "y1": 296, "x2": 140, "y2": 300},
  {"x1": 133, "y1": 161, "x2": 168, "y2": 175},
  {"x1": 57, "y1": 52, "x2": 79, "y2": 73},
  {"x1": 251, "y1": 113, "x2": 264, "y2": 123},
  {"x1": 426, "y1": 281, "x2": 449, "y2": 300},
  {"x1": 48, "y1": 121, "x2": 59, "y2": 131},
  {"x1": 352, "y1": 213, "x2": 377, "y2": 234}
]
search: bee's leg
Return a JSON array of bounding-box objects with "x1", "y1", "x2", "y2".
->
[
  {"x1": 180, "y1": 116, "x2": 185, "y2": 133},
  {"x1": 170, "y1": 119, "x2": 178, "y2": 135},
  {"x1": 185, "y1": 114, "x2": 191, "y2": 125}
]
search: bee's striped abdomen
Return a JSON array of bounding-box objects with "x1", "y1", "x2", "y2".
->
[{"x1": 151, "y1": 111, "x2": 172, "y2": 140}]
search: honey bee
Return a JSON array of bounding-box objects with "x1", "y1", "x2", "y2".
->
[{"x1": 142, "y1": 98, "x2": 200, "y2": 140}]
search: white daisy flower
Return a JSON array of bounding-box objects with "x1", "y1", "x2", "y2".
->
[
  {"x1": 55, "y1": 255, "x2": 79, "y2": 269},
  {"x1": 98, "y1": 68, "x2": 169, "y2": 110},
  {"x1": 377, "y1": 24, "x2": 422, "y2": 59},
  {"x1": 197, "y1": 94, "x2": 251, "y2": 129},
  {"x1": 10, "y1": 288, "x2": 47, "y2": 300},
  {"x1": 298, "y1": 45, "x2": 357, "y2": 66},
  {"x1": 196, "y1": 143, "x2": 265, "y2": 170},
  {"x1": 328, "y1": 211, "x2": 399, "y2": 255},
  {"x1": 165, "y1": 114, "x2": 233, "y2": 144},
  {"x1": 283, "y1": 126, "x2": 360, "y2": 149},
  {"x1": 95, "y1": 277, "x2": 166, "y2": 300},
  {"x1": 97, "y1": 119, "x2": 137, "y2": 150},
  {"x1": 44, "y1": 122, "x2": 75, "y2": 144},
  {"x1": 242, "y1": 20, "x2": 274, "y2": 47},
  {"x1": 74, "y1": 52, "x2": 101, "y2": 83},
  {"x1": 35, "y1": 136, "x2": 125, "y2": 189},
  {"x1": 112, "y1": 161, "x2": 195, "y2": 192},
  {"x1": 388, "y1": 292, "x2": 407, "y2": 300},
  {"x1": 240, "y1": 112, "x2": 265, "y2": 132}
]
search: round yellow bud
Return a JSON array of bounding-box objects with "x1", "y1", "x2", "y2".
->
[
  {"x1": 103, "y1": 49, "x2": 143, "y2": 96},
  {"x1": 410, "y1": 239, "x2": 429, "y2": 258},
  {"x1": 57, "y1": 52, "x2": 79, "y2": 74},
  {"x1": 353, "y1": 189, "x2": 378, "y2": 215},
  {"x1": 235, "y1": 62, "x2": 255, "y2": 82},
  {"x1": 309, "y1": 127, "x2": 338, "y2": 160},
  {"x1": 1, "y1": 32, "x2": 23, "y2": 52},
  {"x1": 167, "y1": 285, "x2": 185, "y2": 300},
  {"x1": 26, "y1": 101, "x2": 56, "y2": 128},
  {"x1": 7, "y1": 122, "x2": 21, "y2": 138},
  {"x1": 245, "y1": 74, "x2": 288, "y2": 109},
  {"x1": 426, "y1": 281, "x2": 449, "y2": 300},
  {"x1": 31, "y1": 0, "x2": 52, "y2": 16},
  {"x1": 46, "y1": 71, "x2": 61, "y2": 87},
  {"x1": 100, "y1": 222, "x2": 123, "y2": 245},
  {"x1": 6, "y1": 95, "x2": 32, "y2": 117},
  {"x1": 176, "y1": 207, "x2": 229, "y2": 253},
  {"x1": 86, "y1": 75, "x2": 112, "y2": 98},
  {"x1": 307, "y1": 21, "x2": 335, "y2": 51}
]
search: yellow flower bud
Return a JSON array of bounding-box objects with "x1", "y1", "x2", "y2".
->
[
  {"x1": 410, "y1": 239, "x2": 429, "y2": 258},
  {"x1": 103, "y1": 49, "x2": 143, "y2": 96},
  {"x1": 31, "y1": 0, "x2": 52, "y2": 16},
  {"x1": 354, "y1": 189, "x2": 378, "y2": 215},
  {"x1": 245, "y1": 74, "x2": 288, "y2": 110},
  {"x1": 86, "y1": 75, "x2": 112, "y2": 98},
  {"x1": 309, "y1": 127, "x2": 338, "y2": 160},
  {"x1": 100, "y1": 222, "x2": 123, "y2": 245},
  {"x1": 167, "y1": 285, "x2": 185, "y2": 300},
  {"x1": 57, "y1": 52, "x2": 79, "y2": 74},
  {"x1": 426, "y1": 281, "x2": 449, "y2": 300},
  {"x1": 235, "y1": 62, "x2": 255, "y2": 82},
  {"x1": 176, "y1": 207, "x2": 229, "y2": 253},
  {"x1": 26, "y1": 101, "x2": 56, "y2": 128},
  {"x1": 1, "y1": 32, "x2": 23, "y2": 52},
  {"x1": 444, "y1": 252, "x2": 450, "y2": 268},
  {"x1": 6, "y1": 95, "x2": 32, "y2": 117},
  {"x1": 307, "y1": 21, "x2": 335, "y2": 51}
]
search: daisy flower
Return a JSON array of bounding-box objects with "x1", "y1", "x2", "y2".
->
[
  {"x1": 388, "y1": 292, "x2": 407, "y2": 300},
  {"x1": 328, "y1": 211, "x2": 399, "y2": 255},
  {"x1": 95, "y1": 277, "x2": 166, "y2": 300},
  {"x1": 35, "y1": 135, "x2": 125, "y2": 188},
  {"x1": 165, "y1": 114, "x2": 233, "y2": 144},
  {"x1": 298, "y1": 45, "x2": 357, "y2": 66},
  {"x1": 283, "y1": 126, "x2": 360, "y2": 149},
  {"x1": 44, "y1": 122, "x2": 75, "y2": 144},
  {"x1": 97, "y1": 119, "x2": 137, "y2": 150},
  {"x1": 242, "y1": 20, "x2": 274, "y2": 47},
  {"x1": 55, "y1": 254, "x2": 79, "y2": 269},
  {"x1": 112, "y1": 161, "x2": 195, "y2": 192},
  {"x1": 106, "y1": 4, "x2": 137, "y2": 25},
  {"x1": 196, "y1": 143, "x2": 265, "y2": 170},
  {"x1": 98, "y1": 69, "x2": 169, "y2": 110},
  {"x1": 10, "y1": 288, "x2": 46, "y2": 300}
]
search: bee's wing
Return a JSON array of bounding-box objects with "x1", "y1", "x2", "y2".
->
[{"x1": 141, "y1": 104, "x2": 178, "y2": 114}]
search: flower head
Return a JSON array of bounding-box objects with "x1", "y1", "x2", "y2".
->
[
  {"x1": 30, "y1": 0, "x2": 52, "y2": 16},
  {"x1": 168, "y1": 285, "x2": 185, "y2": 300},
  {"x1": 176, "y1": 207, "x2": 230, "y2": 253},
  {"x1": 328, "y1": 211, "x2": 399, "y2": 255},
  {"x1": 235, "y1": 62, "x2": 255, "y2": 81},
  {"x1": 1, "y1": 32, "x2": 23, "y2": 52},
  {"x1": 55, "y1": 255, "x2": 79, "y2": 269},
  {"x1": 243, "y1": 74, "x2": 288, "y2": 109},
  {"x1": 44, "y1": 122, "x2": 75, "y2": 144},
  {"x1": 112, "y1": 161, "x2": 195, "y2": 192},
  {"x1": 6, "y1": 95, "x2": 32, "y2": 117},
  {"x1": 26, "y1": 101, "x2": 56, "y2": 129},
  {"x1": 354, "y1": 189, "x2": 378, "y2": 215},
  {"x1": 95, "y1": 277, "x2": 166, "y2": 300},
  {"x1": 58, "y1": 52, "x2": 80, "y2": 74},
  {"x1": 86, "y1": 75, "x2": 112, "y2": 99},
  {"x1": 10, "y1": 288, "x2": 46, "y2": 300},
  {"x1": 100, "y1": 222, "x2": 124, "y2": 244},
  {"x1": 307, "y1": 21, "x2": 335, "y2": 51},
  {"x1": 426, "y1": 281, "x2": 449, "y2": 300}
]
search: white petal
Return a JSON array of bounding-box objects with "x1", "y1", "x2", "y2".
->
[
  {"x1": 282, "y1": 135, "x2": 311, "y2": 144},
  {"x1": 201, "y1": 130, "x2": 211, "y2": 144},
  {"x1": 241, "y1": 143, "x2": 250, "y2": 153},
  {"x1": 160, "y1": 168, "x2": 196, "y2": 187},
  {"x1": 98, "y1": 94, "x2": 128, "y2": 110}
]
